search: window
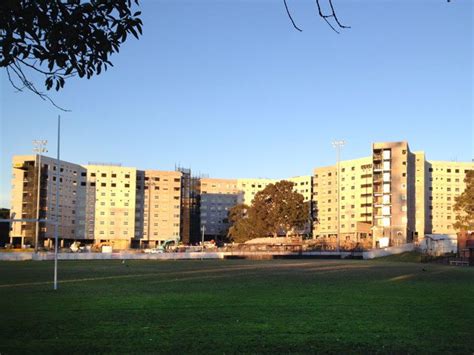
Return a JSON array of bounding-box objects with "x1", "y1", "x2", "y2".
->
[
  {"x1": 125, "y1": 174, "x2": 130, "y2": 178},
  {"x1": 125, "y1": 184, "x2": 130, "y2": 188},
  {"x1": 101, "y1": 173, "x2": 106, "y2": 177},
  {"x1": 112, "y1": 173, "x2": 117, "y2": 178},
  {"x1": 101, "y1": 183, "x2": 106, "y2": 187}
]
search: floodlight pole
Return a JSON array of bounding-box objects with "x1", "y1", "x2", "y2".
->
[
  {"x1": 332, "y1": 140, "x2": 345, "y2": 254},
  {"x1": 33, "y1": 140, "x2": 48, "y2": 252},
  {"x1": 53, "y1": 116, "x2": 61, "y2": 291}
]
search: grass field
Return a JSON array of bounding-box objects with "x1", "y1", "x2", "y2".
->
[{"x1": 1, "y1": 258, "x2": 473, "y2": 354}]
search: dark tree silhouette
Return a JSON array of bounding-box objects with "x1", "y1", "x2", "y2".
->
[{"x1": 0, "y1": 0, "x2": 142, "y2": 110}]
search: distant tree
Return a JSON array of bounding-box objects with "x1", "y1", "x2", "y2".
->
[
  {"x1": 227, "y1": 204, "x2": 264, "y2": 243},
  {"x1": 227, "y1": 181, "x2": 309, "y2": 243},
  {"x1": 252, "y1": 180, "x2": 308, "y2": 237},
  {"x1": 453, "y1": 170, "x2": 474, "y2": 232},
  {"x1": 0, "y1": 0, "x2": 143, "y2": 109}
]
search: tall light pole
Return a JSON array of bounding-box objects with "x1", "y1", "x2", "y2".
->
[
  {"x1": 332, "y1": 140, "x2": 345, "y2": 253},
  {"x1": 53, "y1": 116, "x2": 61, "y2": 290},
  {"x1": 33, "y1": 140, "x2": 48, "y2": 252}
]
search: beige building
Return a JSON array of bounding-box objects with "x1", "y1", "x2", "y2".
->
[
  {"x1": 313, "y1": 157, "x2": 373, "y2": 244},
  {"x1": 84, "y1": 164, "x2": 137, "y2": 250},
  {"x1": 236, "y1": 177, "x2": 310, "y2": 204},
  {"x1": 200, "y1": 178, "x2": 241, "y2": 238},
  {"x1": 10, "y1": 155, "x2": 87, "y2": 247},
  {"x1": 236, "y1": 178, "x2": 279, "y2": 205},
  {"x1": 134, "y1": 170, "x2": 182, "y2": 247},
  {"x1": 371, "y1": 141, "x2": 417, "y2": 246},
  {"x1": 428, "y1": 161, "x2": 474, "y2": 235},
  {"x1": 9, "y1": 141, "x2": 472, "y2": 250},
  {"x1": 199, "y1": 176, "x2": 312, "y2": 238},
  {"x1": 312, "y1": 142, "x2": 473, "y2": 248},
  {"x1": 414, "y1": 152, "x2": 430, "y2": 238},
  {"x1": 287, "y1": 176, "x2": 313, "y2": 202}
]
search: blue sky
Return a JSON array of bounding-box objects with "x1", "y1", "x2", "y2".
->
[{"x1": 0, "y1": 0, "x2": 472, "y2": 208}]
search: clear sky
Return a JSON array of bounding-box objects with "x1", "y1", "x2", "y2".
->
[{"x1": 0, "y1": 0, "x2": 472, "y2": 208}]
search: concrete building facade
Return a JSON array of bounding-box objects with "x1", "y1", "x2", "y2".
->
[
  {"x1": 200, "y1": 178, "x2": 241, "y2": 238},
  {"x1": 428, "y1": 161, "x2": 474, "y2": 235},
  {"x1": 312, "y1": 142, "x2": 473, "y2": 248},
  {"x1": 10, "y1": 155, "x2": 87, "y2": 247},
  {"x1": 9, "y1": 141, "x2": 473, "y2": 249},
  {"x1": 134, "y1": 170, "x2": 182, "y2": 247},
  {"x1": 84, "y1": 164, "x2": 137, "y2": 250},
  {"x1": 313, "y1": 157, "x2": 373, "y2": 245}
]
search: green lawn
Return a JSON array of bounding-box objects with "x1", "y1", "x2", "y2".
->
[{"x1": 0, "y1": 259, "x2": 473, "y2": 354}]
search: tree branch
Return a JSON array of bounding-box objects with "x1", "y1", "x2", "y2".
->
[
  {"x1": 315, "y1": 0, "x2": 350, "y2": 34},
  {"x1": 9, "y1": 62, "x2": 71, "y2": 112},
  {"x1": 283, "y1": 0, "x2": 303, "y2": 32}
]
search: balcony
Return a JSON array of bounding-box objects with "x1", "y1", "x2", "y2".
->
[
  {"x1": 373, "y1": 176, "x2": 383, "y2": 184},
  {"x1": 373, "y1": 166, "x2": 383, "y2": 172},
  {"x1": 373, "y1": 154, "x2": 383, "y2": 162}
]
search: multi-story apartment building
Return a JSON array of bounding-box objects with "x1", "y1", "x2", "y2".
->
[
  {"x1": 9, "y1": 141, "x2": 472, "y2": 249},
  {"x1": 313, "y1": 157, "x2": 373, "y2": 243},
  {"x1": 371, "y1": 142, "x2": 418, "y2": 246},
  {"x1": 236, "y1": 178, "x2": 279, "y2": 205},
  {"x1": 313, "y1": 142, "x2": 473, "y2": 248},
  {"x1": 414, "y1": 152, "x2": 430, "y2": 238},
  {"x1": 428, "y1": 161, "x2": 474, "y2": 235},
  {"x1": 199, "y1": 176, "x2": 312, "y2": 238},
  {"x1": 200, "y1": 178, "x2": 242, "y2": 239},
  {"x1": 10, "y1": 155, "x2": 87, "y2": 247},
  {"x1": 84, "y1": 164, "x2": 137, "y2": 250},
  {"x1": 287, "y1": 176, "x2": 313, "y2": 202},
  {"x1": 134, "y1": 170, "x2": 182, "y2": 247}
]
